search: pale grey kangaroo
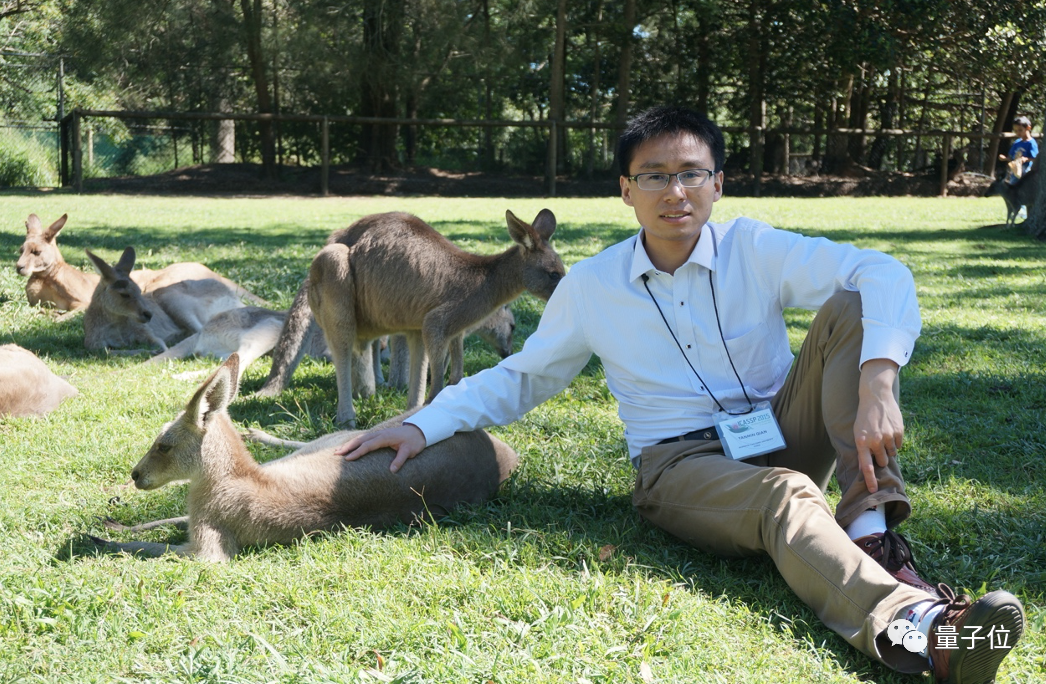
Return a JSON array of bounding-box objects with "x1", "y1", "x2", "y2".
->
[
  {"x1": 91, "y1": 354, "x2": 519, "y2": 562},
  {"x1": 308, "y1": 209, "x2": 564, "y2": 426},
  {"x1": 0, "y1": 344, "x2": 78, "y2": 417},
  {"x1": 84, "y1": 247, "x2": 245, "y2": 352}
]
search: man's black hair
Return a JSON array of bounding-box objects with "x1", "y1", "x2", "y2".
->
[{"x1": 617, "y1": 105, "x2": 726, "y2": 177}]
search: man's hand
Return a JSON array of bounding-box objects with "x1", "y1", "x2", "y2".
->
[
  {"x1": 334, "y1": 424, "x2": 427, "y2": 473},
  {"x1": 854, "y1": 358, "x2": 903, "y2": 494}
]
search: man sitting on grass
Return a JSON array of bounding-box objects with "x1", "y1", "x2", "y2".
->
[{"x1": 337, "y1": 105, "x2": 1024, "y2": 683}]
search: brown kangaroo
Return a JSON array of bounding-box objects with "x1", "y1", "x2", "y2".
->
[
  {"x1": 307, "y1": 209, "x2": 564, "y2": 426},
  {"x1": 16, "y1": 213, "x2": 264, "y2": 315},
  {"x1": 84, "y1": 248, "x2": 245, "y2": 352},
  {"x1": 0, "y1": 344, "x2": 78, "y2": 417},
  {"x1": 91, "y1": 354, "x2": 518, "y2": 562}
]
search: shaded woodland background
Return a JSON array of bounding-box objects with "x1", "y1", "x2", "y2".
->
[{"x1": 1, "y1": 0, "x2": 1044, "y2": 196}]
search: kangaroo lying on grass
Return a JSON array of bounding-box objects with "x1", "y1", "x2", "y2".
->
[
  {"x1": 0, "y1": 344, "x2": 78, "y2": 417},
  {"x1": 16, "y1": 213, "x2": 264, "y2": 315},
  {"x1": 91, "y1": 354, "x2": 519, "y2": 561},
  {"x1": 308, "y1": 209, "x2": 563, "y2": 426},
  {"x1": 144, "y1": 306, "x2": 287, "y2": 377},
  {"x1": 143, "y1": 306, "x2": 342, "y2": 384},
  {"x1": 84, "y1": 247, "x2": 246, "y2": 352}
]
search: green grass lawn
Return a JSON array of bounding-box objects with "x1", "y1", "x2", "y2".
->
[{"x1": 0, "y1": 192, "x2": 1043, "y2": 683}]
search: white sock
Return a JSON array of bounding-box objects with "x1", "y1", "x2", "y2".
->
[
  {"x1": 845, "y1": 505, "x2": 887, "y2": 540},
  {"x1": 904, "y1": 600, "x2": 946, "y2": 657}
]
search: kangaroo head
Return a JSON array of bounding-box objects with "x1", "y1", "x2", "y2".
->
[
  {"x1": 131, "y1": 354, "x2": 241, "y2": 490},
  {"x1": 506, "y1": 208, "x2": 566, "y2": 301},
  {"x1": 17, "y1": 213, "x2": 68, "y2": 277},
  {"x1": 86, "y1": 247, "x2": 155, "y2": 323},
  {"x1": 475, "y1": 305, "x2": 515, "y2": 358}
]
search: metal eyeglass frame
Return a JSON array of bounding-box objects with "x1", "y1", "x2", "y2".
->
[{"x1": 626, "y1": 168, "x2": 716, "y2": 191}]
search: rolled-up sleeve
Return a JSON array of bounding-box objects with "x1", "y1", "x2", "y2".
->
[{"x1": 747, "y1": 225, "x2": 921, "y2": 369}]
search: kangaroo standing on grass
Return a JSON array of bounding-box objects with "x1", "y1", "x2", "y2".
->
[
  {"x1": 308, "y1": 209, "x2": 564, "y2": 426},
  {"x1": 389, "y1": 304, "x2": 516, "y2": 390},
  {"x1": 986, "y1": 168, "x2": 1039, "y2": 230},
  {"x1": 84, "y1": 247, "x2": 245, "y2": 352},
  {"x1": 16, "y1": 213, "x2": 264, "y2": 315},
  {"x1": 91, "y1": 354, "x2": 519, "y2": 562}
]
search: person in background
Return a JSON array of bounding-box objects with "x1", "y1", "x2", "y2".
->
[{"x1": 999, "y1": 115, "x2": 1038, "y2": 184}]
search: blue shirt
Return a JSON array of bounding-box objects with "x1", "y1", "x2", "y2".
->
[{"x1": 1009, "y1": 137, "x2": 1038, "y2": 174}]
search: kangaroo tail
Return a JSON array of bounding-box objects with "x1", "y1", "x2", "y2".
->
[{"x1": 254, "y1": 278, "x2": 316, "y2": 397}]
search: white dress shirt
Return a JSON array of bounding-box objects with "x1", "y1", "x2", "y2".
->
[{"x1": 407, "y1": 216, "x2": 921, "y2": 464}]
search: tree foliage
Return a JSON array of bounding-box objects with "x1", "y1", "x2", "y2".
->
[{"x1": 3, "y1": 0, "x2": 1043, "y2": 176}]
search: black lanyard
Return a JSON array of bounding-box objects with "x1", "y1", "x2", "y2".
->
[{"x1": 641, "y1": 264, "x2": 755, "y2": 417}]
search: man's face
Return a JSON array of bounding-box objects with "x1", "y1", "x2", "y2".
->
[{"x1": 620, "y1": 132, "x2": 723, "y2": 252}]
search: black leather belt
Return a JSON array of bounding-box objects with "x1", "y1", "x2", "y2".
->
[{"x1": 658, "y1": 427, "x2": 717, "y2": 445}]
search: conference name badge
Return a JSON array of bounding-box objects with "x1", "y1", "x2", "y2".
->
[{"x1": 712, "y1": 401, "x2": 787, "y2": 460}]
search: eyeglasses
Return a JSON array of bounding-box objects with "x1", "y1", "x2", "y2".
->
[{"x1": 626, "y1": 168, "x2": 716, "y2": 191}]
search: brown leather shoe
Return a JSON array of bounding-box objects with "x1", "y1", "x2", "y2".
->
[
  {"x1": 855, "y1": 530, "x2": 940, "y2": 596},
  {"x1": 927, "y1": 584, "x2": 1024, "y2": 683}
]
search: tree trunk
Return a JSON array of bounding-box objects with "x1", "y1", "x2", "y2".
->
[
  {"x1": 239, "y1": 0, "x2": 276, "y2": 178},
  {"x1": 695, "y1": 13, "x2": 710, "y2": 116},
  {"x1": 358, "y1": 0, "x2": 405, "y2": 173},
  {"x1": 987, "y1": 91, "x2": 1019, "y2": 177},
  {"x1": 585, "y1": 0, "x2": 603, "y2": 178},
  {"x1": 611, "y1": 0, "x2": 637, "y2": 173},
  {"x1": 823, "y1": 72, "x2": 853, "y2": 174},
  {"x1": 547, "y1": 0, "x2": 567, "y2": 183},
  {"x1": 1027, "y1": 167, "x2": 1046, "y2": 239},
  {"x1": 747, "y1": 0, "x2": 765, "y2": 192},
  {"x1": 867, "y1": 69, "x2": 899, "y2": 170},
  {"x1": 848, "y1": 66, "x2": 871, "y2": 164}
]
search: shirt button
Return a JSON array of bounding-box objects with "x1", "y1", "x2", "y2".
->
[
  {"x1": 686, "y1": 344, "x2": 692, "y2": 349},
  {"x1": 680, "y1": 301, "x2": 684, "y2": 306}
]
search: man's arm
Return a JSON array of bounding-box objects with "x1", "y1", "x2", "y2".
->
[{"x1": 854, "y1": 358, "x2": 903, "y2": 493}]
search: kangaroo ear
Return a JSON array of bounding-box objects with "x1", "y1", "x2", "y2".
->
[
  {"x1": 25, "y1": 214, "x2": 42, "y2": 234},
  {"x1": 505, "y1": 210, "x2": 536, "y2": 251},
  {"x1": 85, "y1": 249, "x2": 116, "y2": 281},
  {"x1": 44, "y1": 214, "x2": 68, "y2": 241},
  {"x1": 114, "y1": 246, "x2": 136, "y2": 274},
  {"x1": 530, "y1": 208, "x2": 557, "y2": 242},
  {"x1": 186, "y1": 357, "x2": 238, "y2": 427}
]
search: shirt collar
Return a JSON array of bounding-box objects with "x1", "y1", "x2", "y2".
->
[{"x1": 628, "y1": 224, "x2": 717, "y2": 283}]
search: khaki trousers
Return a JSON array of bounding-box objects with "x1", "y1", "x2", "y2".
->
[{"x1": 632, "y1": 291, "x2": 932, "y2": 671}]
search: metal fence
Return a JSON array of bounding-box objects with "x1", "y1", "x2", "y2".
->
[{"x1": 42, "y1": 107, "x2": 1046, "y2": 197}]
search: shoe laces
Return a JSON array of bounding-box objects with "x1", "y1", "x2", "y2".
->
[
  {"x1": 878, "y1": 530, "x2": 919, "y2": 573},
  {"x1": 932, "y1": 583, "x2": 972, "y2": 627}
]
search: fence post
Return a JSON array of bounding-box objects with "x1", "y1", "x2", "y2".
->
[
  {"x1": 72, "y1": 110, "x2": 82, "y2": 193},
  {"x1": 546, "y1": 119, "x2": 557, "y2": 197},
  {"x1": 59, "y1": 114, "x2": 69, "y2": 187},
  {"x1": 751, "y1": 125, "x2": 763, "y2": 197},
  {"x1": 939, "y1": 133, "x2": 951, "y2": 197},
  {"x1": 320, "y1": 116, "x2": 329, "y2": 197}
]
